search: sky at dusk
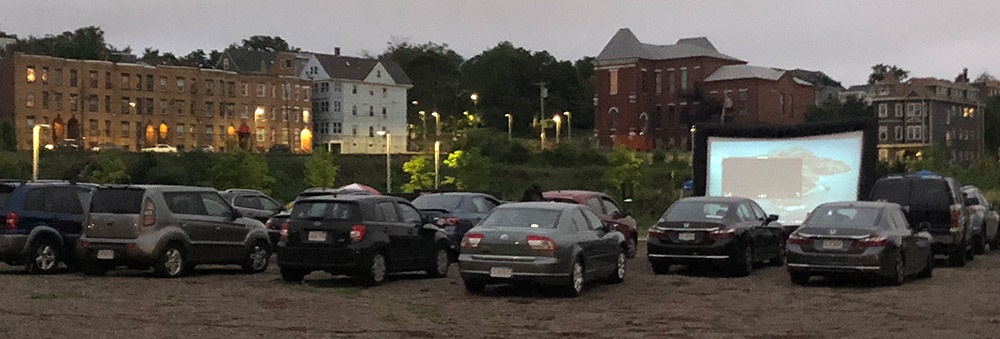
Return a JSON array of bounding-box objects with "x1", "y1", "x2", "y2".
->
[{"x1": 3, "y1": 0, "x2": 998, "y2": 86}]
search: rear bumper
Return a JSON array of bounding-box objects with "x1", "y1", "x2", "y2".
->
[
  {"x1": 276, "y1": 244, "x2": 368, "y2": 273},
  {"x1": 930, "y1": 233, "x2": 962, "y2": 253},
  {"x1": 786, "y1": 247, "x2": 887, "y2": 276},
  {"x1": 646, "y1": 238, "x2": 736, "y2": 263},
  {"x1": 76, "y1": 238, "x2": 158, "y2": 268},
  {"x1": 0, "y1": 234, "x2": 28, "y2": 262},
  {"x1": 458, "y1": 254, "x2": 569, "y2": 285}
]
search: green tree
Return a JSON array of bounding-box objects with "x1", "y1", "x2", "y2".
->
[
  {"x1": 442, "y1": 148, "x2": 491, "y2": 191},
  {"x1": 13, "y1": 26, "x2": 118, "y2": 60},
  {"x1": 304, "y1": 149, "x2": 340, "y2": 188},
  {"x1": 604, "y1": 145, "x2": 644, "y2": 193},
  {"x1": 868, "y1": 64, "x2": 909, "y2": 84},
  {"x1": 402, "y1": 156, "x2": 435, "y2": 193},
  {"x1": 0, "y1": 121, "x2": 16, "y2": 151},
  {"x1": 241, "y1": 35, "x2": 300, "y2": 52},
  {"x1": 379, "y1": 41, "x2": 465, "y2": 127},
  {"x1": 88, "y1": 151, "x2": 130, "y2": 184},
  {"x1": 211, "y1": 151, "x2": 274, "y2": 193},
  {"x1": 804, "y1": 96, "x2": 874, "y2": 122}
]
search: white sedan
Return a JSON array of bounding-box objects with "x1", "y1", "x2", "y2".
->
[{"x1": 141, "y1": 144, "x2": 178, "y2": 153}]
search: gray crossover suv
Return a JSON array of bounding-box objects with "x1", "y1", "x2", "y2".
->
[{"x1": 77, "y1": 185, "x2": 272, "y2": 277}]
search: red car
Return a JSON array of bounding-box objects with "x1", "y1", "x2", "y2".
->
[{"x1": 542, "y1": 190, "x2": 639, "y2": 258}]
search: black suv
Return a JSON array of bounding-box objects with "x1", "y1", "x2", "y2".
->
[
  {"x1": 869, "y1": 174, "x2": 973, "y2": 267},
  {"x1": 276, "y1": 194, "x2": 451, "y2": 285},
  {"x1": 0, "y1": 181, "x2": 95, "y2": 273}
]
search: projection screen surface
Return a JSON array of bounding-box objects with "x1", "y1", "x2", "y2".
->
[{"x1": 706, "y1": 131, "x2": 864, "y2": 224}]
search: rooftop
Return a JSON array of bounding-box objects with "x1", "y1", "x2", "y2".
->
[{"x1": 596, "y1": 28, "x2": 742, "y2": 62}]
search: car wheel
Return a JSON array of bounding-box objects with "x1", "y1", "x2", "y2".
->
[
  {"x1": 917, "y1": 251, "x2": 933, "y2": 279},
  {"x1": 650, "y1": 259, "x2": 671, "y2": 275},
  {"x1": 966, "y1": 236, "x2": 976, "y2": 261},
  {"x1": 789, "y1": 272, "x2": 810, "y2": 285},
  {"x1": 950, "y1": 242, "x2": 967, "y2": 267},
  {"x1": 733, "y1": 243, "x2": 753, "y2": 277},
  {"x1": 425, "y1": 247, "x2": 450, "y2": 278},
  {"x1": 463, "y1": 279, "x2": 487, "y2": 294},
  {"x1": 561, "y1": 258, "x2": 585, "y2": 297},
  {"x1": 241, "y1": 240, "x2": 271, "y2": 273},
  {"x1": 607, "y1": 247, "x2": 626, "y2": 284},
  {"x1": 25, "y1": 238, "x2": 61, "y2": 274},
  {"x1": 360, "y1": 253, "x2": 387, "y2": 286},
  {"x1": 153, "y1": 244, "x2": 187, "y2": 278},
  {"x1": 767, "y1": 242, "x2": 786, "y2": 267},
  {"x1": 974, "y1": 228, "x2": 988, "y2": 255},
  {"x1": 887, "y1": 251, "x2": 905, "y2": 286},
  {"x1": 626, "y1": 237, "x2": 638, "y2": 259},
  {"x1": 280, "y1": 267, "x2": 306, "y2": 282}
]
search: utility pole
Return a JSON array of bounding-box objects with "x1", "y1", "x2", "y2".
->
[{"x1": 536, "y1": 82, "x2": 547, "y2": 150}]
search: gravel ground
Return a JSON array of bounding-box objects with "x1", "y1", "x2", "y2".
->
[{"x1": 2, "y1": 244, "x2": 999, "y2": 338}]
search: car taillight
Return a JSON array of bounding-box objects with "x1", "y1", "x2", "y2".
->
[
  {"x1": 5, "y1": 212, "x2": 17, "y2": 230},
  {"x1": 264, "y1": 221, "x2": 273, "y2": 230},
  {"x1": 858, "y1": 236, "x2": 888, "y2": 248},
  {"x1": 279, "y1": 222, "x2": 290, "y2": 243},
  {"x1": 787, "y1": 232, "x2": 811, "y2": 246},
  {"x1": 461, "y1": 233, "x2": 484, "y2": 249},
  {"x1": 950, "y1": 207, "x2": 961, "y2": 230},
  {"x1": 648, "y1": 226, "x2": 669, "y2": 239},
  {"x1": 350, "y1": 225, "x2": 367, "y2": 243},
  {"x1": 142, "y1": 198, "x2": 156, "y2": 227},
  {"x1": 708, "y1": 228, "x2": 737, "y2": 240},
  {"x1": 436, "y1": 217, "x2": 461, "y2": 227},
  {"x1": 526, "y1": 235, "x2": 558, "y2": 252}
]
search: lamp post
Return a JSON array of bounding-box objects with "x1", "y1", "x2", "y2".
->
[
  {"x1": 32, "y1": 124, "x2": 51, "y2": 181},
  {"x1": 470, "y1": 93, "x2": 478, "y2": 122},
  {"x1": 376, "y1": 131, "x2": 391, "y2": 193},
  {"x1": 504, "y1": 113, "x2": 512, "y2": 140},
  {"x1": 419, "y1": 111, "x2": 426, "y2": 141},
  {"x1": 434, "y1": 141, "x2": 441, "y2": 189},
  {"x1": 689, "y1": 125, "x2": 696, "y2": 153},
  {"x1": 564, "y1": 111, "x2": 572, "y2": 140},
  {"x1": 431, "y1": 111, "x2": 440, "y2": 138},
  {"x1": 553, "y1": 114, "x2": 562, "y2": 144}
]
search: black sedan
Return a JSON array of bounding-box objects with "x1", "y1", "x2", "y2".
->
[
  {"x1": 647, "y1": 196, "x2": 784, "y2": 276},
  {"x1": 412, "y1": 192, "x2": 502, "y2": 254},
  {"x1": 786, "y1": 201, "x2": 933, "y2": 286},
  {"x1": 275, "y1": 194, "x2": 452, "y2": 285}
]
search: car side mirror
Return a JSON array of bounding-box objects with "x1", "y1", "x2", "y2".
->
[
  {"x1": 767, "y1": 214, "x2": 779, "y2": 223},
  {"x1": 600, "y1": 223, "x2": 614, "y2": 233}
]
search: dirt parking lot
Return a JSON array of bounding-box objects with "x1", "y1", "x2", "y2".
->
[{"x1": 2, "y1": 243, "x2": 1000, "y2": 339}]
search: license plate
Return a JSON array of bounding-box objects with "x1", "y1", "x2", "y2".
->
[
  {"x1": 822, "y1": 239, "x2": 844, "y2": 250},
  {"x1": 678, "y1": 232, "x2": 696, "y2": 241},
  {"x1": 490, "y1": 267, "x2": 513, "y2": 278},
  {"x1": 96, "y1": 249, "x2": 115, "y2": 260},
  {"x1": 307, "y1": 231, "x2": 327, "y2": 242}
]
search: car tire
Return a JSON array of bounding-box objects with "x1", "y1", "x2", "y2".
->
[
  {"x1": 626, "y1": 236, "x2": 638, "y2": 259},
  {"x1": 974, "y1": 228, "x2": 987, "y2": 255},
  {"x1": 463, "y1": 279, "x2": 487, "y2": 294},
  {"x1": 950, "y1": 242, "x2": 967, "y2": 267},
  {"x1": 560, "y1": 258, "x2": 585, "y2": 298},
  {"x1": 650, "y1": 260, "x2": 671, "y2": 275},
  {"x1": 607, "y1": 247, "x2": 626, "y2": 284},
  {"x1": 153, "y1": 244, "x2": 187, "y2": 278},
  {"x1": 359, "y1": 253, "x2": 387, "y2": 286},
  {"x1": 789, "y1": 272, "x2": 810, "y2": 285},
  {"x1": 280, "y1": 267, "x2": 306, "y2": 282},
  {"x1": 732, "y1": 243, "x2": 754, "y2": 277},
  {"x1": 25, "y1": 238, "x2": 61, "y2": 275},
  {"x1": 241, "y1": 240, "x2": 271, "y2": 274},
  {"x1": 886, "y1": 251, "x2": 905, "y2": 286},
  {"x1": 425, "y1": 247, "x2": 450, "y2": 278},
  {"x1": 917, "y1": 251, "x2": 933, "y2": 279}
]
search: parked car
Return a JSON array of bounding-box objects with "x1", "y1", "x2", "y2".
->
[
  {"x1": 786, "y1": 201, "x2": 933, "y2": 285},
  {"x1": 962, "y1": 185, "x2": 999, "y2": 254},
  {"x1": 46, "y1": 139, "x2": 79, "y2": 152},
  {"x1": 0, "y1": 181, "x2": 95, "y2": 274},
  {"x1": 869, "y1": 173, "x2": 973, "y2": 267},
  {"x1": 458, "y1": 202, "x2": 627, "y2": 297},
  {"x1": 191, "y1": 145, "x2": 215, "y2": 153},
  {"x1": 647, "y1": 196, "x2": 784, "y2": 276},
  {"x1": 264, "y1": 188, "x2": 375, "y2": 244},
  {"x1": 220, "y1": 189, "x2": 283, "y2": 224},
  {"x1": 275, "y1": 194, "x2": 452, "y2": 285},
  {"x1": 91, "y1": 143, "x2": 124, "y2": 152},
  {"x1": 542, "y1": 190, "x2": 639, "y2": 258},
  {"x1": 268, "y1": 144, "x2": 291, "y2": 153},
  {"x1": 77, "y1": 185, "x2": 272, "y2": 277},
  {"x1": 141, "y1": 144, "x2": 177, "y2": 153},
  {"x1": 412, "y1": 192, "x2": 502, "y2": 255}
]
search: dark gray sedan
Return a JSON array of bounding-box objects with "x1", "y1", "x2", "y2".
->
[
  {"x1": 458, "y1": 202, "x2": 627, "y2": 297},
  {"x1": 786, "y1": 201, "x2": 933, "y2": 286}
]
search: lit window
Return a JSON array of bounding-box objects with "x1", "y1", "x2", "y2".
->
[
  {"x1": 609, "y1": 69, "x2": 618, "y2": 95},
  {"x1": 26, "y1": 67, "x2": 36, "y2": 83}
]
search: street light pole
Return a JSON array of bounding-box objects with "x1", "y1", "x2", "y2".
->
[
  {"x1": 377, "y1": 131, "x2": 391, "y2": 193},
  {"x1": 564, "y1": 111, "x2": 572, "y2": 140},
  {"x1": 553, "y1": 114, "x2": 562, "y2": 144},
  {"x1": 419, "y1": 111, "x2": 426, "y2": 141},
  {"x1": 32, "y1": 124, "x2": 51, "y2": 181},
  {"x1": 434, "y1": 141, "x2": 441, "y2": 189},
  {"x1": 504, "y1": 114, "x2": 512, "y2": 140},
  {"x1": 431, "y1": 112, "x2": 440, "y2": 138}
]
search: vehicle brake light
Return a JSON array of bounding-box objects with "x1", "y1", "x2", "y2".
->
[
  {"x1": 5, "y1": 212, "x2": 17, "y2": 230},
  {"x1": 526, "y1": 235, "x2": 558, "y2": 252},
  {"x1": 950, "y1": 207, "x2": 961, "y2": 230},
  {"x1": 787, "y1": 232, "x2": 811, "y2": 246},
  {"x1": 436, "y1": 217, "x2": 461, "y2": 227},
  {"x1": 708, "y1": 228, "x2": 737, "y2": 240},
  {"x1": 142, "y1": 198, "x2": 156, "y2": 227},
  {"x1": 280, "y1": 222, "x2": 290, "y2": 243},
  {"x1": 350, "y1": 225, "x2": 367, "y2": 243},
  {"x1": 648, "y1": 226, "x2": 669, "y2": 239},
  {"x1": 461, "y1": 233, "x2": 484, "y2": 249},
  {"x1": 858, "y1": 236, "x2": 888, "y2": 248}
]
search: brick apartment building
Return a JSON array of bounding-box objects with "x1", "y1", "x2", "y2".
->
[
  {"x1": 593, "y1": 28, "x2": 814, "y2": 149},
  {"x1": 0, "y1": 51, "x2": 313, "y2": 152}
]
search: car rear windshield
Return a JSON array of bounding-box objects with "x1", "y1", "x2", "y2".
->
[
  {"x1": 805, "y1": 206, "x2": 881, "y2": 228},
  {"x1": 90, "y1": 188, "x2": 145, "y2": 214},
  {"x1": 660, "y1": 201, "x2": 734, "y2": 222},
  {"x1": 480, "y1": 208, "x2": 560, "y2": 228},
  {"x1": 0, "y1": 185, "x2": 13, "y2": 208},
  {"x1": 412, "y1": 195, "x2": 464, "y2": 211},
  {"x1": 290, "y1": 201, "x2": 358, "y2": 221},
  {"x1": 871, "y1": 178, "x2": 952, "y2": 207}
]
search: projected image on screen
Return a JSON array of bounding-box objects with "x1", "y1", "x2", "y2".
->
[
  {"x1": 722, "y1": 158, "x2": 803, "y2": 199},
  {"x1": 707, "y1": 131, "x2": 863, "y2": 225}
]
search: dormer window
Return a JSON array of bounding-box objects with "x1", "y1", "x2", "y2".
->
[
  {"x1": 377, "y1": 70, "x2": 382, "y2": 78},
  {"x1": 283, "y1": 59, "x2": 292, "y2": 68},
  {"x1": 223, "y1": 58, "x2": 230, "y2": 70}
]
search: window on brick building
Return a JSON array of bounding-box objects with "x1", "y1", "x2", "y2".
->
[
  {"x1": 655, "y1": 71, "x2": 662, "y2": 95},
  {"x1": 609, "y1": 108, "x2": 619, "y2": 131},
  {"x1": 640, "y1": 70, "x2": 648, "y2": 94},
  {"x1": 668, "y1": 70, "x2": 676, "y2": 94},
  {"x1": 69, "y1": 69, "x2": 78, "y2": 87},
  {"x1": 878, "y1": 103, "x2": 888, "y2": 118},
  {"x1": 105, "y1": 95, "x2": 111, "y2": 113},
  {"x1": 26, "y1": 67, "x2": 36, "y2": 83},
  {"x1": 895, "y1": 126, "x2": 903, "y2": 141},
  {"x1": 26, "y1": 92, "x2": 35, "y2": 107},
  {"x1": 89, "y1": 71, "x2": 98, "y2": 88},
  {"x1": 878, "y1": 126, "x2": 888, "y2": 141},
  {"x1": 680, "y1": 67, "x2": 688, "y2": 91},
  {"x1": 609, "y1": 69, "x2": 618, "y2": 95},
  {"x1": 177, "y1": 78, "x2": 185, "y2": 92}
]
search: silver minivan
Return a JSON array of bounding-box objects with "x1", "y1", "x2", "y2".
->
[{"x1": 77, "y1": 185, "x2": 271, "y2": 277}]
